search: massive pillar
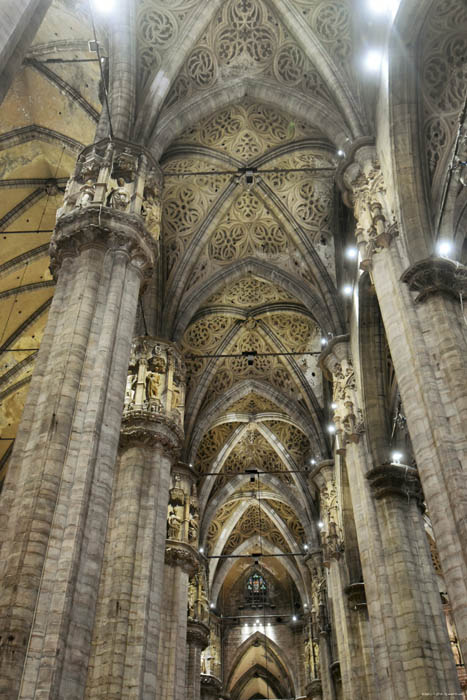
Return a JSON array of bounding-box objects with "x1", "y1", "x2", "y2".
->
[
  {"x1": 0, "y1": 139, "x2": 161, "y2": 699},
  {"x1": 85, "y1": 338, "x2": 185, "y2": 698},
  {"x1": 311, "y1": 462, "x2": 375, "y2": 700},
  {"x1": 341, "y1": 146, "x2": 467, "y2": 661},
  {"x1": 321, "y1": 335, "x2": 461, "y2": 698},
  {"x1": 157, "y1": 464, "x2": 201, "y2": 700}
]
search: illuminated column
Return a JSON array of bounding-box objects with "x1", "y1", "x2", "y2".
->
[
  {"x1": 312, "y1": 461, "x2": 374, "y2": 700},
  {"x1": 0, "y1": 139, "x2": 161, "y2": 699},
  {"x1": 321, "y1": 335, "x2": 461, "y2": 698},
  {"x1": 342, "y1": 146, "x2": 467, "y2": 662},
  {"x1": 304, "y1": 550, "x2": 336, "y2": 700},
  {"x1": 158, "y1": 463, "x2": 200, "y2": 700},
  {"x1": 85, "y1": 338, "x2": 185, "y2": 698}
]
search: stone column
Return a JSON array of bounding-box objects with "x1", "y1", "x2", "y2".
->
[
  {"x1": 158, "y1": 542, "x2": 200, "y2": 700},
  {"x1": 0, "y1": 139, "x2": 161, "y2": 699},
  {"x1": 321, "y1": 335, "x2": 461, "y2": 698},
  {"x1": 341, "y1": 146, "x2": 467, "y2": 661},
  {"x1": 304, "y1": 550, "x2": 335, "y2": 700},
  {"x1": 311, "y1": 462, "x2": 375, "y2": 700},
  {"x1": 84, "y1": 338, "x2": 185, "y2": 699},
  {"x1": 186, "y1": 621, "x2": 210, "y2": 700}
]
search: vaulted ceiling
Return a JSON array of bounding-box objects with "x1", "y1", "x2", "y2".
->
[{"x1": 1, "y1": 1, "x2": 466, "y2": 694}]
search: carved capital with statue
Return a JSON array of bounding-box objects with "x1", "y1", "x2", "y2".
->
[
  {"x1": 165, "y1": 540, "x2": 200, "y2": 576},
  {"x1": 319, "y1": 335, "x2": 364, "y2": 447},
  {"x1": 310, "y1": 461, "x2": 344, "y2": 563},
  {"x1": 50, "y1": 205, "x2": 156, "y2": 282},
  {"x1": 187, "y1": 620, "x2": 210, "y2": 650},
  {"x1": 338, "y1": 142, "x2": 398, "y2": 269},
  {"x1": 55, "y1": 137, "x2": 163, "y2": 247}
]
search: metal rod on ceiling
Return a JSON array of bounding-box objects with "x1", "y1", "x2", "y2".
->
[
  {"x1": 206, "y1": 552, "x2": 306, "y2": 559},
  {"x1": 186, "y1": 350, "x2": 322, "y2": 359},
  {"x1": 0, "y1": 230, "x2": 53, "y2": 235},
  {"x1": 165, "y1": 166, "x2": 336, "y2": 178}
]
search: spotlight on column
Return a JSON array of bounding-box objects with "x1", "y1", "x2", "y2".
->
[
  {"x1": 342, "y1": 284, "x2": 353, "y2": 297},
  {"x1": 304, "y1": 603, "x2": 308, "y2": 608},
  {"x1": 210, "y1": 603, "x2": 215, "y2": 609},
  {"x1": 363, "y1": 49, "x2": 383, "y2": 72},
  {"x1": 292, "y1": 615, "x2": 297, "y2": 622},
  {"x1": 436, "y1": 240, "x2": 453, "y2": 258},
  {"x1": 320, "y1": 337, "x2": 328, "y2": 347},
  {"x1": 199, "y1": 547, "x2": 204, "y2": 554},
  {"x1": 310, "y1": 458, "x2": 316, "y2": 466},
  {"x1": 256, "y1": 619, "x2": 260, "y2": 625},
  {"x1": 189, "y1": 462, "x2": 193, "y2": 468},
  {"x1": 327, "y1": 424, "x2": 336, "y2": 434},
  {"x1": 345, "y1": 246, "x2": 358, "y2": 260},
  {"x1": 337, "y1": 149, "x2": 345, "y2": 157},
  {"x1": 391, "y1": 451, "x2": 403, "y2": 465},
  {"x1": 304, "y1": 544, "x2": 309, "y2": 551},
  {"x1": 331, "y1": 402, "x2": 337, "y2": 411},
  {"x1": 92, "y1": 0, "x2": 116, "y2": 13},
  {"x1": 318, "y1": 521, "x2": 324, "y2": 530}
]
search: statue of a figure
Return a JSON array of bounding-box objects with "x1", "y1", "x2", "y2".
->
[
  {"x1": 167, "y1": 508, "x2": 182, "y2": 540},
  {"x1": 141, "y1": 193, "x2": 161, "y2": 240},
  {"x1": 108, "y1": 177, "x2": 130, "y2": 211},
  {"x1": 188, "y1": 517, "x2": 198, "y2": 544},
  {"x1": 146, "y1": 370, "x2": 160, "y2": 400},
  {"x1": 124, "y1": 371, "x2": 137, "y2": 405},
  {"x1": 77, "y1": 180, "x2": 95, "y2": 207}
]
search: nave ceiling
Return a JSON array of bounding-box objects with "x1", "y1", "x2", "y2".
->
[{"x1": 0, "y1": 0, "x2": 466, "y2": 695}]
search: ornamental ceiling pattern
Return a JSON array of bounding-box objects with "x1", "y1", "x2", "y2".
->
[
  {"x1": 266, "y1": 499, "x2": 305, "y2": 545},
  {"x1": 287, "y1": 0, "x2": 354, "y2": 80},
  {"x1": 203, "y1": 278, "x2": 298, "y2": 309},
  {"x1": 223, "y1": 504, "x2": 290, "y2": 555},
  {"x1": 420, "y1": 0, "x2": 467, "y2": 189},
  {"x1": 227, "y1": 393, "x2": 282, "y2": 414},
  {"x1": 137, "y1": 0, "x2": 200, "y2": 87},
  {"x1": 162, "y1": 0, "x2": 337, "y2": 115},
  {"x1": 170, "y1": 101, "x2": 323, "y2": 161}
]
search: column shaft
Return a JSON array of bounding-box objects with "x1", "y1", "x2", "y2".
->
[
  {"x1": 0, "y1": 243, "x2": 145, "y2": 698},
  {"x1": 371, "y1": 248, "x2": 467, "y2": 659},
  {"x1": 85, "y1": 443, "x2": 173, "y2": 699}
]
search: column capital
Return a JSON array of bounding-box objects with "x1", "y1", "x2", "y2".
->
[
  {"x1": 52, "y1": 138, "x2": 163, "y2": 277},
  {"x1": 306, "y1": 678, "x2": 323, "y2": 699},
  {"x1": 201, "y1": 674, "x2": 223, "y2": 695},
  {"x1": 344, "y1": 582, "x2": 367, "y2": 611},
  {"x1": 165, "y1": 541, "x2": 200, "y2": 575},
  {"x1": 50, "y1": 205, "x2": 157, "y2": 281},
  {"x1": 122, "y1": 337, "x2": 185, "y2": 454},
  {"x1": 187, "y1": 620, "x2": 210, "y2": 650},
  {"x1": 366, "y1": 463, "x2": 424, "y2": 507},
  {"x1": 337, "y1": 142, "x2": 398, "y2": 268},
  {"x1": 401, "y1": 256, "x2": 467, "y2": 303},
  {"x1": 320, "y1": 337, "x2": 364, "y2": 446}
]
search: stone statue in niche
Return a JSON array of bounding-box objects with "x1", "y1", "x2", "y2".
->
[
  {"x1": 167, "y1": 507, "x2": 182, "y2": 540},
  {"x1": 141, "y1": 191, "x2": 161, "y2": 241},
  {"x1": 77, "y1": 180, "x2": 95, "y2": 207},
  {"x1": 124, "y1": 369, "x2": 137, "y2": 406},
  {"x1": 188, "y1": 504, "x2": 199, "y2": 544},
  {"x1": 113, "y1": 149, "x2": 138, "y2": 182},
  {"x1": 145, "y1": 369, "x2": 160, "y2": 400},
  {"x1": 107, "y1": 178, "x2": 130, "y2": 211},
  {"x1": 77, "y1": 152, "x2": 102, "y2": 183}
]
